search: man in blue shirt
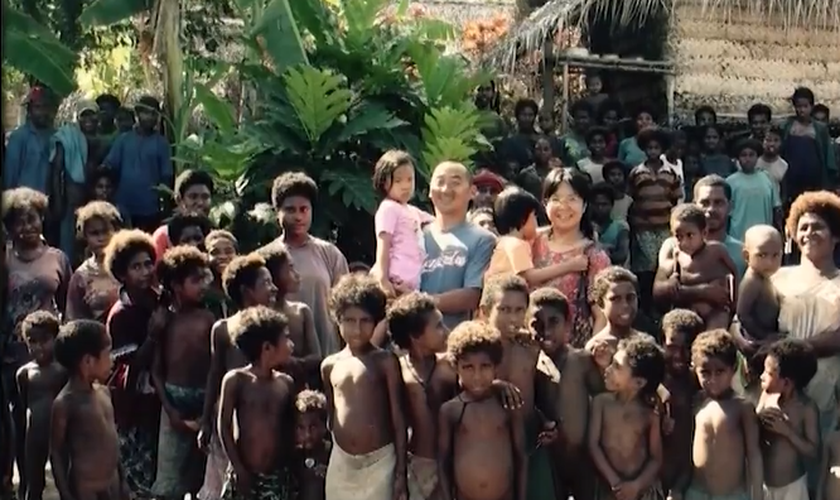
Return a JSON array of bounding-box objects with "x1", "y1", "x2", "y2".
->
[
  {"x1": 4, "y1": 87, "x2": 57, "y2": 194},
  {"x1": 103, "y1": 96, "x2": 173, "y2": 233}
]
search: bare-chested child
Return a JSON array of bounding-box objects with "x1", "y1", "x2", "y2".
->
[
  {"x1": 294, "y1": 390, "x2": 330, "y2": 500},
  {"x1": 51, "y1": 320, "x2": 125, "y2": 500},
  {"x1": 585, "y1": 267, "x2": 656, "y2": 379},
  {"x1": 321, "y1": 274, "x2": 407, "y2": 500},
  {"x1": 198, "y1": 253, "x2": 279, "y2": 500},
  {"x1": 480, "y1": 275, "x2": 559, "y2": 500},
  {"x1": 218, "y1": 306, "x2": 297, "y2": 500},
  {"x1": 665, "y1": 204, "x2": 739, "y2": 329},
  {"x1": 659, "y1": 309, "x2": 704, "y2": 496},
  {"x1": 589, "y1": 337, "x2": 666, "y2": 500},
  {"x1": 151, "y1": 245, "x2": 216, "y2": 500},
  {"x1": 818, "y1": 420, "x2": 840, "y2": 500},
  {"x1": 736, "y1": 225, "x2": 783, "y2": 348},
  {"x1": 258, "y1": 243, "x2": 322, "y2": 386},
  {"x1": 437, "y1": 321, "x2": 527, "y2": 500},
  {"x1": 529, "y1": 287, "x2": 601, "y2": 500},
  {"x1": 15, "y1": 311, "x2": 68, "y2": 500},
  {"x1": 684, "y1": 330, "x2": 762, "y2": 500},
  {"x1": 756, "y1": 339, "x2": 818, "y2": 500}
]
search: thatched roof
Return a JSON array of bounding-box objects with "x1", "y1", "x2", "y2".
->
[
  {"x1": 488, "y1": 0, "x2": 840, "y2": 72},
  {"x1": 417, "y1": 0, "x2": 515, "y2": 26}
]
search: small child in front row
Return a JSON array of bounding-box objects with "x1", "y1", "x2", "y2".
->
[
  {"x1": 294, "y1": 390, "x2": 330, "y2": 500},
  {"x1": 588, "y1": 337, "x2": 666, "y2": 500},
  {"x1": 218, "y1": 306, "x2": 297, "y2": 500},
  {"x1": 530, "y1": 287, "x2": 601, "y2": 500},
  {"x1": 736, "y1": 225, "x2": 783, "y2": 347},
  {"x1": 372, "y1": 150, "x2": 434, "y2": 297},
  {"x1": 321, "y1": 274, "x2": 407, "y2": 500},
  {"x1": 51, "y1": 320, "x2": 125, "y2": 500},
  {"x1": 682, "y1": 330, "x2": 763, "y2": 500},
  {"x1": 15, "y1": 311, "x2": 68, "y2": 500},
  {"x1": 756, "y1": 339, "x2": 818, "y2": 500},
  {"x1": 437, "y1": 321, "x2": 527, "y2": 500}
]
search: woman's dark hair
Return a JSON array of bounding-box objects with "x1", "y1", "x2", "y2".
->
[
  {"x1": 167, "y1": 213, "x2": 212, "y2": 244},
  {"x1": 542, "y1": 168, "x2": 595, "y2": 239},
  {"x1": 637, "y1": 128, "x2": 671, "y2": 151},
  {"x1": 372, "y1": 150, "x2": 414, "y2": 197},
  {"x1": 475, "y1": 80, "x2": 501, "y2": 113},
  {"x1": 694, "y1": 105, "x2": 717, "y2": 124},
  {"x1": 514, "y1": 99, "x2": 538, "y2": 118},
  {"x1": 585, "y1": 126, "x2": 609, "y2": 146},
  {"x1": 103, "y1": 229, "x2": 156, "y2": 282},
  {"x1": 174, "y1": 169, "x2": 215, "y2": 199},
  {"x1": 632, "y1": 102, "x2": 658, "y2": 123},
  {"x1": 271, "y1": 172, "x2": 318, "y2": 209},
  {"x1": 570, "y1": 100, "x2": 594, "y2": 118},
  {"x1": 493, "y1": 186, "x2": 541, "y2": 236},
  {"x1": 791, "y1": 87, "x2": 815, "y2": 105}
]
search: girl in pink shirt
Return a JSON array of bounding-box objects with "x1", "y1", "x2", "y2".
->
[{"x1": 371, "y1": 150, "x2": 433, "y2": 297}]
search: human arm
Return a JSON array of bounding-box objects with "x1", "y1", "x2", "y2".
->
[
  {"x1": 383, "y1": 352, "x2": 408, "y2": 499},
  {"x1": 64, "y1": 270, "x2": 89, "y2": 321},
  {"x1": 157, "y1": 135, "x2": 174, "y2": 188},
  {"x1": 49, "y1": 142, "x2": 66, "y2": 223},
  {"x1": 588, "y1": 394, "x2": 623, "y2": 488},
  {"x1": 49, "y1": 396, "x2": 76, "y2": 500},
  {"x1": 372, "y1": 202, "x2": 399, "y2": 295},
  {"x1": 736, "y1": 273, "x2": 776, "y2": 341},
  {"x1": 436, "y1": 403, "x2": 455, "y2": 500},
  {"x1": 55, "y1": 251, "x2": 72, "y2": 315},
  {"x1": 817, "y1": 434, "x2": 835, "y2": 500},
  {"x1": 743, "y1": 401, "x2": 764, "y2": 500},
  {"x1": 761, "y1": 401, "x2": 819, "y2": 459},
  {"x1": 14, "y1": 368, "x2": 28, "y2": 496},
  {"x1": 714, "y1": 243, "x2": 740, "y2": 305},
  {"x1": 652, "y1": 239, "x2": 679, "y2": 303},
  {"x1": 320, "y1": 359, "x2": 335, "y2": 431},
  {"x1": 300, "y1": 304, "x2": 323, "y2": 363},
  {"x1": 198, "y1": 320, "x2": 229, "y2": 450},
  {"x1": 623, "y1": 409, "x2": 664, "y2": 500},
  {"x1": 511, "y1": 409, "x2": 529, "y2": 500},
  {"x1": 218, "y1": 371, "x2": 251, "y2": 490}
]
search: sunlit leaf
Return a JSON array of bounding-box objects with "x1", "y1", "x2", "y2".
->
[{"x1": 79, "y1": 0, "x2": 150, "y2": 27}]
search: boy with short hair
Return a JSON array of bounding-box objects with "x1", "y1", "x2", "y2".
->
[
  {"x1": 152, "y1": 169, "x2": 215, "y2": 259},
  {"x1": 295, "y1": 390, "x2": 330, "y2": 500},
  {"x1": 530, "y1": 287, "x2": 601, "y2": 500},
  {"x1": 757, "y1": 127, "x2": 788, "y2": 201},
  {"x1": 218, "y1": 306, "x2": 297, "y2": 500},
  {"x1": 602, "y1": 160, "x2": 632, "y2": 222},
  {"x1": 480, "y1": 275, "x2": 559, "y2": 500},
  {"x1": 321, "y1": 274, "x2": 407, "y2": 500},
  {"x1": 683, "y1": 330, "x2": 762, "y2": 500},
  {"x1": 589, "y1": 337, "x2": 666, "y2": 500},
  {"x1": 151, "y1": 245, "x2": 216, "y2": 500},
  {"x1": 756, "y1": 339, "x2": 818, "y2": 500},
  {"x1": 198, "y1": 253, "x2": 279, "y2": 500},
  {"x1": 15, "y1": 311, "x2": 67, "y2": 500},
  {"x1": 50, "y1": 320, "x2": 125, "y2": 500},
  {"x1": 726, "y1": 139, "x2": 782, "y2": 241},
  {"x1": 167, "y1": 213, "x2": 212, "y2": 250},
  {"x1": 659, "y1": 309, "x2": 704, "y2": 495},
  {"x1": 590, "y1": 183, "x2": 630, "y2": 266},
  {"x1": 437, "y1": 321, "x2": 527, "y2": 500}
]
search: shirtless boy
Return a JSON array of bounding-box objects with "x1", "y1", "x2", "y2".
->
[
  {"x1": 586, "y1": 267, "x2": 656, "y2": 377},
  {"x1": 480, "y1": 275, "x2": 559, "y2": 500},
  {"x1": 818, "y1": 421, "x2": 840, "y2": 500},
  {"x1": 388, "y1": 292, "x2": 451, "y2": 500},
  {"x1": 756, "y1": 339, "x2": 818, "y2": 500},
  {"x1": 736, "y1": 225, "x2": 783, "y2": 346},
  {"x1": 15, "y1": 311, "x2": 67, "y2": 500},
  {"x1": 51, "y1": 320, "x2": 125, "y2": 500},
  {"x1": 659, "y1": 309, "x2": 704, "y2": 495},
  {"x1": 685, "y1": 330, "x2": 762, "y2": 500},
  {"x1": 294, "y1": 390, "x2": 330, "y2": 500},
  {"x1": 321, "y1": 274, "x2": 407, "y2": 500},
  {"x1": 258, "y1": 243, "x2": 322, "y2": 385},
  {"x1": 589, "y1": 337, "x2": 666, "y2": 500},
  {"x1": 218, "y1": 306, "x2": 296, "y2": 500},
  {"x1": 198, "y1": 253, "x2": 278, "y2": 500},
  {"x1": 529, "y1": 287, "x2": 601, "y2": 500},
  {"x1": 437, "y1": 321, "x2": 527, "y2": 500},
  {"x1": 665, "y1": 204, "x2": 739, "y2": 329},
  {"x1": 151, "y1": 245, "x2": 216, "y2": 500}
]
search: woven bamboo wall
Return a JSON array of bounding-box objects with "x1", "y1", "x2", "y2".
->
[{"x1": 671, "y1": 2, "x2": 840, "y2": 117}]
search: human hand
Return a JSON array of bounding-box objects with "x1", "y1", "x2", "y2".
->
[
  {"x1": 491, "y1": 379, "x2": 524, "y2": 410},
  {"x1": 148, "y1": 306, "x2": 168, "y2": 340},
  {"x1": 183, "y1": 419, "x2": 201, "y2": 432},
  {"x1": 166, "y1": 409, "x2": 191, "y2": 433},
  {"x1": 563, "y1": 255, "x2": 589, "y2": 274},
  {"x1": 704, "y1": 282, "x2": 731, "y2": 306},
  {"x1": 392, "y1": 475, "x2": 408, "y2": 500},
  {"x1": 760, "y1": 408, "x2": 792, "y2": 436},
  {"x1": 661, "y1": 409, "x2": 676, "y2": 436},
  {"x1": 392, "y1": 279, "x2": 413, "y2": 296},
  {"x1": 197, "y1": 423, "x2": 212, "y2": 452},
  {"x1": 588, "y1": 340, "x2": 615, "y2": 370},
  {"x1": 538, "y1": 421, "x2": 560, "y2": 446},
  {"x1": 614, "y1": 480, "x2": 642, "y2": 500}
]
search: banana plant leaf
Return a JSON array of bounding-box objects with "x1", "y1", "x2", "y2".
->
[{"x1": 78, "y1": 0, "x2": 151, "y2": 27}]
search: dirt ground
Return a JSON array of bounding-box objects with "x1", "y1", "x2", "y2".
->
[{"x1": 12, "y1": 464, "x2": 59, "y2": 500}]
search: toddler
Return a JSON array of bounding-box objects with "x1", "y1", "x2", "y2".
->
[
  {"x1": 371, "y1": 150, "x2": 433, "y2": 297},
  {"x1": 736, "y1": 225, "x2": 783, "y2": 345},
  {"x1": 294, "y1": 390, "x2": 330, "y2": 500}
]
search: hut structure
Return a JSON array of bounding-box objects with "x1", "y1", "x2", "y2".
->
[{"x1": 489, "y1": 0, "x2": 840, "y2": 125}]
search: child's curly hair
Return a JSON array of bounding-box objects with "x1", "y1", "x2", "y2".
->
[
  {"x1": 295, "y1": 389, "x2": 328, "y2": 420},
  {"x1": 54, "y1": 320, "x2": 109, "y2": 372},
  {"x1": 256, "y1": 243, "x2": 291, "y2": 273},
  {"x1": 589, "y1": 266, "x2": 638, "y2": 308},
  {"x1": 271, "y1": 172, "x2": 318, "y2": 210},
  {"x1": 661, "y1": 309, "x2": 704, "y2": 343},
  {"x1": 205, "y1": 229, "x2": 237, "y2": 250},
  {"x1": 691, "y1": 329, "x2": 738, "y2": 369},
  {"x1": 156, "y1": 245, "x2": 210, "y2": 292},
  {"x1": 766, "y1": 339, "x2": 818, "y2": 390},
  {"x1": 230, "y1": 306, "x2": 289, "y2": 363},
  {"x1": 670, "y1": 203, "x2": 707, "y2": 231},
  {"x1": 619, "y1": 337, "x2": 665, "y2": 397},
  {"x1": 75, "y1": 201, "x2": 123, "y2": 237},
  {"x1": 222, "y1": 253, "x2": 269, "y2": 308},
  {"x1": 21, "y1": 311, "x2": 61, "y2": 341},
  {"x1": 329, "y1": 274, "x2": 387, "y2": 324},
  {"x1": 480, "y1": 274, "x2": 530, "y2": 314},
  {"x1": 786, "y1": 191, "x2": 840, "y2": 240},
  {"x1": 2, "y1": 187, "x2": 48, "y2": 231},
  {"x1": 387, "y1": 292, "x2": 439, "y2": 350},
  {"x1": 167, "y1": 213, "x2": 211, "y2": 245},
  {"x1": 446, "y1": 320, "x2": 503, "y2": 365},
  {"x1": 529, "y1": 287, "x2": 570, "y2": 321},
  {"x1": 103, "y1": 229, "x2": 156, "y2": 282}
]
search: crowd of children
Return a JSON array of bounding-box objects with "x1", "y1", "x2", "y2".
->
[{"x1": 2, "y1": 78, "x2": 840, "y2": 500}]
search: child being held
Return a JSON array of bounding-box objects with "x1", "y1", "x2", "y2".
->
[
  {"x1": 736, "y1": 225, "x2": 783, "y2": 348},
  {"x1": 590, "y1": 183, "x2": 630, "y2": 266},
  {"x1": 51, "y1": 320, "x2": 125, "y2": 500},
  {"x1": 372, "y1": 150, "x2": 434, "y2": 297},
  {"x1": 218, "y1": 306, "x2": 297, "y2": 500},
  {"x1": 588, "y1": 337, "x2": 666, "y2": 500},
  {"x1": 15, "y1": 311, "x2": 68, "y2": 500},
  {"x1": 665, "y1": 204, "x2": 739, "y2": 329},
  {"x1": 294, "y1": 390, "x2": 330, "y2": 500},
  {"x1": 756, "y1": 339, "x2": 818, "y2": 500},
  {"x1": 683, "y1": 330, "x2": 763, "y2": 500},
  {"x1": 437, "y1": 321, "x2": 527, "y2": 500}
]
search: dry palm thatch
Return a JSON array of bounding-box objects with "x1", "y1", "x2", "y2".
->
[{"x1": 487, "y1": 0, "x2": 840, "y2": 72}]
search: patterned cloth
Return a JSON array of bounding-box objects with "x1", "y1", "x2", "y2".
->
[
  {"x1": 407, "y1": 453, "x2": 440, "y2": 500},
  {"x1": 221, "y1": 469, "x2": 292, "y2": 500},
  {"x1": 631, "y1": 228, "x2": 671, "y2": 273},
  {"x1": 118, "y1": 426, "x2": 157, "y2": 499},
  {"x1": 198, "y1": 426, "x2": 230, "y2": 500},
  {"x1": 151, "y1": 384, "x2": 206, "y2": 497}
]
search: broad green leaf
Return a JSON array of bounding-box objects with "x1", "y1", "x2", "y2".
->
[
  {"x1": 4, "y1": 9, "x2": 77, "y2": 95},
  {"x1": 250, "y1": 0, "x2": 309, "y2": 72},
  {"x1": 321, "y1": 169, "x2": 378, "y2": 214},
  {"x1": 79, "y1": 0, "x2": 151, "y2": 27},
  {"x1": 194, "y1": 84, "x2": 237, "y2": 135},
  {"x1": 321, "y1": 102, "x2": 407, "y2": 152},
  {"x1": 283, "y1": 66, "x2": 352, "y2": 145}
]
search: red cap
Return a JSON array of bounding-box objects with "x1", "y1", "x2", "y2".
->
[{"x1": 473, "y1": 169, "x2": 506, "y2": 192}]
